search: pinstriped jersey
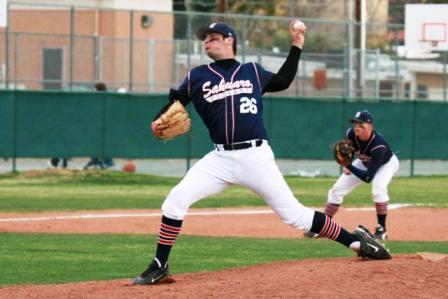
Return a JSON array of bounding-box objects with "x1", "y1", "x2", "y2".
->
[
  {"x1": 346, "y1": 128, "x2": 393, "y2": 167},
  {"x1": 177, "y1": 61, "x2": 273, "y2": 144}
]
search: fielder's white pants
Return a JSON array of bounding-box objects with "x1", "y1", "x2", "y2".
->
[
  {"x1": 162, "y1": 141, "x2": 315, "y2": 231},
  {"x1": 327, "y1": 154, "x2": 399, "y2": 205}
]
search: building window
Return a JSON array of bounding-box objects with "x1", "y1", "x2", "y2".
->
[
  {"x1": 417, "y1": 84, "x2": 428, "y2": 99},
  {"x1": 379, "y1": 81, "x2": 393, "y2": 98},
  {"x1": 43, "y1": 48, "x2": 63, "y2": 90},
  {"x1": 404, "y1": 83, "x2": 411, "y2": 99}
]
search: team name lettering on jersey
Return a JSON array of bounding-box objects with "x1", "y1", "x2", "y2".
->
[{"x1": 202, "y1": 79, "x2": 254, "y2": 103}]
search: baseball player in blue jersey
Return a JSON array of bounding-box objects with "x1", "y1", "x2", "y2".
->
[
  {"x1": 306, "y1": 110, "x2": 399, "y2": 240},
  {"x1": 132, "y1": 21, "x2": 392, "y2": 285}
]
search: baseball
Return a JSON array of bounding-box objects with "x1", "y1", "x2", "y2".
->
[{"x1": 293, "y1": 20, "x2": 306, "y2": 31}]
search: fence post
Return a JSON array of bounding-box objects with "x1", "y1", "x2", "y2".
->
[
  {"x1": 12, "y1": 90, "x2": 17, "y2": 172},
  {"x1": 444, "y1": 52, "x2": 447, "y2": 101},
  {"x1": 174, "y1": 40, "x2": 180, "y2": 86},
  {"x1": 339, "y1": 96, "x2": 347, "y2": 175},
  {"x1": 341, "y1": 96, "x2": 347, "y2": 133},
  {"x1": 5, "y1": 0, "x2": 10, "y2": 89},
  {"x1": 410, "y1": 99, "x2": 416, "y2": 176},
  {"x1": 346, "y1": 5, "x2": 354, "y2": 99},
  {"x1": 128, "y1": 10, "x2": 134, "y2": 92},
  {"x1": 13, "y1": 32, "x2": 20, "y2": 89},
  {"x1": 13, "y1": 32, "x2": 17, "y2": 88},
  {"x1": 101, "y1": 93, "x2": 107, "y2": 164},
  {"x1": 94, "y1": 35, "x2": 100, "y2": 82},
  {"x1": 69, "y1": 6, "x2": 75, "y2": 90},
  {"x1": 393, "y1": 26, "x2": 400, "y2": 99},
  {"x1": 375, "y1": 48, "x2": 380, "y2": 98}
]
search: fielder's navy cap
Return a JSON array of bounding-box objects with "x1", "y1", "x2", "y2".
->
[
  {"x1": 196, "y1": 22, "x2": 237, "y2": 43},
  {"x1": 349, "y1": 110, "x2": 373, "y2": 124}
]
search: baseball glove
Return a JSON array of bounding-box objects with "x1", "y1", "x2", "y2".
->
[
  {"x1": 152, "y1": 101, "x2": 191, "y2": 140},
  {"x1": 333, "y1": 139, "x2": 355, "y2": 167}
]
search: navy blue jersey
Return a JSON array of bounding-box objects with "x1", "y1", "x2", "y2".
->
[
  {"x1": 346, "y1": 128, "x2": 393, "y2": 182},
  {"x1": 176, "y1": 61, "x2": 273, "y2": 144}
]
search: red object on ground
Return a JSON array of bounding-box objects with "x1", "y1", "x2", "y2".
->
[{"x1": 122, "y1": 160, "x2": 136, "y2": 172}]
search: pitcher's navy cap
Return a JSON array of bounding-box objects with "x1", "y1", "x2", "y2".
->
[
  {"x1": 196, "y1": 22, "x2": 237, "y2": 43},
  {"x1": 349, "y1": 110, "x2": 373, "y2": 124}
]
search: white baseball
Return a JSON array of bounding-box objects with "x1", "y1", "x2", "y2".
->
[{"x1": 293, "y1": 20, "x2": 306, "y2": 31}]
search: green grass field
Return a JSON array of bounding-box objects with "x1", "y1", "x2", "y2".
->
[
  {"x1": 0, "y1": 171, "x2": 447, "y2": 212},
  {"x1": 1, "y1": 233, "x2": 447, "y2": 286},
  {"x1": 0, "y1": 171, "x2": 447, "y2": 286}
]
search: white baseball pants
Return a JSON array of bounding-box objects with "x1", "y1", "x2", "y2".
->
[
  {"x1": 162, "y1": 141, "x2": 315, "y2": 231},
  {"x1": 327, "y1": 154, "x2": 399, "y2": 204}
]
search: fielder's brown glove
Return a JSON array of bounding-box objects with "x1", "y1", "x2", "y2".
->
[
  {"x1": 333, "y1": 139, "x2": 355, "y2": 167},
  {"x1": 151, "y1": 101, "x2": 191, "y2": 140}
]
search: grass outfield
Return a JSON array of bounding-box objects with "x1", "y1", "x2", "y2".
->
[
  {"x1": 1, "y1": 233, "x2": 447, "y2": 286},
  {"x1": 0, "y1": 171, "x2": 447, "y2": 212}
]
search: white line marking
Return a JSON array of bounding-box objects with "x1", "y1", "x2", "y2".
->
[
  {"x1": 0, "y1": 210, "x2": 274, "y2": 222},
  {"x1": 346, "y1": 203, "x2": 413, "y2": 211},
  {"x1": 0, "y1": 203, "x2": 415, "y2": 223}
]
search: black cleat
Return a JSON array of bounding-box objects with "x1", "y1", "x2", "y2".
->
[
  {"x1": 374, "y1": 225, "x2": 388, "y2": 241},
  {"x1": 132, "y1": 258, "x2": 170, "y2": 285},
  {"x1": 354, "y1": 225, "x2": 392, "y2": 260}
]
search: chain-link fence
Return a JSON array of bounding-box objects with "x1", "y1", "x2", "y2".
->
[{"x1": 1, "y1": 2, "x2": 447, "y2": 100}]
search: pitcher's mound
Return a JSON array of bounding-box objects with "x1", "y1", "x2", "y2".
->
[{"x1": 1, "y1": 254, "x2": 447, "y2": 298}]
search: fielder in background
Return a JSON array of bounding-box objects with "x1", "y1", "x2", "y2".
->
[
  {"x1": 132, "y1": 21, "x2": 392, "y2": 286},
  {"x1": 307, "y1": 110, "x2": 399, "y2": 240}
]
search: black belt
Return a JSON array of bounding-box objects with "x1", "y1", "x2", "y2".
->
[{"x1": 215, "y1": 139, "x2": 263, "y2": 151}]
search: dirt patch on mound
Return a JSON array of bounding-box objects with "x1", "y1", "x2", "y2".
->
[
  {"x1": 1, "y1": 207, "x2": 447, "y2": 241},
  {"x1": 1, "y1": 255, "x2": 446, "y2": 298}
]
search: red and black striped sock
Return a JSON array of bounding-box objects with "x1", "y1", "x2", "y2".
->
[
  {"x1": 310, "y1": 211, "x2": 357, "y2": 247},
  {"x1": 375, "y1": 202, "x2": 388, "y2": 229},
  {"x1": 324, "y1": 203, "x2": 340, "y2": 218},
  {"x1": 155, "y1": 215, "x2": 183, "y2": 267}
]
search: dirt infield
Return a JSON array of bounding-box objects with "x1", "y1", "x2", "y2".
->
[
  {"x1": 1, "y1": 207, "x2": 447, "y2": 241},
  {"x1": 1, "y1": 207, "x2": 447, "y2": 298}
]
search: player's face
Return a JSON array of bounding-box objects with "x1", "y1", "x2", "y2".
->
[
  {"x1": 203, "y1": 33, "x2": 234, "y2": 60},
  {"x1": 353, "y1": 122, "x2": 373, "y2": 141}
]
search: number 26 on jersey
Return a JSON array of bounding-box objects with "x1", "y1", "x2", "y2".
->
[{"x1": 240, "y1": 97, "x2": 258, "y2": 114}]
